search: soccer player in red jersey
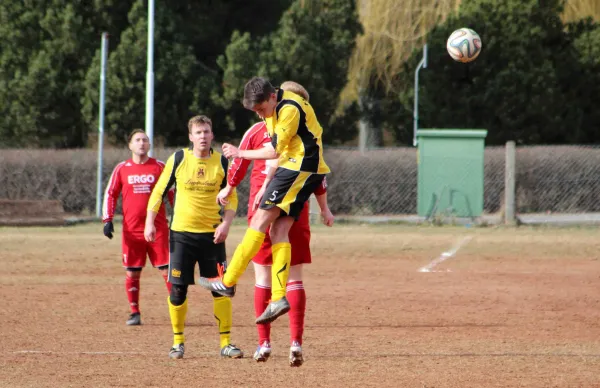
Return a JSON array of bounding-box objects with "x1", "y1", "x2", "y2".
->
[
  {"x1": 217, "y1": 81, "x2": 334, "y2": 366},
  {"x1": 102, "y1": 129, "x2": 173, "y2": 326}
]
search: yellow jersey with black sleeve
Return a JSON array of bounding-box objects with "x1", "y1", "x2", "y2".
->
[
  {"x1": 148, "y1": 148, "x2": 238, "y2": 233},
  {"x1": 264, "y1": 89, "x2": 330, "y2": 174}
]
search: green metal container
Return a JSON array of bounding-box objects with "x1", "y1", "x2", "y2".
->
[{"x1": 416, "y1": 129, "x2": 488, "y2": 218}]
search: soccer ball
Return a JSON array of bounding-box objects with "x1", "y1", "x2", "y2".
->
[{"x1": 446, "y1": 28, "x2": 482, "y2": 63}]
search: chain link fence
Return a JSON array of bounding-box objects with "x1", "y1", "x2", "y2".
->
[{"x1": 1, "y1": 145, "x2": 600, "y2": 218}]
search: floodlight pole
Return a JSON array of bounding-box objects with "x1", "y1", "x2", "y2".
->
[
  {"x1": 145, "y1": 0, "x2": 155, "y2": 156},
  {"x1": 413, "y1": 44, "x2": 428, "y2": 147},
  {"x1": 96, "y1": 32, "x2": 109, "y2": 219}
]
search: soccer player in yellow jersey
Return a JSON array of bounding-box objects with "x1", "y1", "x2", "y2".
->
[
  {"x1": 199, "y1": 76, "x2": 330, "y2": 325},
  {"x1": 144, "y1": 115, "x2": 243, "y2": 360}
]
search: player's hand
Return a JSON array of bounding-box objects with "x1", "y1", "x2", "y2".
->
[
  {"x1": 144, "y1": 223, "x2": 156, "y2": 242},
  {"x1": 214, "y1": 223, "x2": 230, "y2": 244},
  {"x1": 253, "y1": 186, "x2": 266, "y2": 211},
  {"x1": 222, "y1": 143, "x2": 240, "y2": 159},
  {"x1": 217, "y1": 186, "x2": 232, "y2": 206},
  {"x1": 320, "y1": 208, "x2": 334, "y2": 227},
  {"x1": 103, "y1": 221, "x2": 114, "y2": 239}
]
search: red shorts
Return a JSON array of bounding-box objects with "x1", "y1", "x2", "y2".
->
[
  {"x1": 252, "y1": 203, "x2": 312, "y2": 266},
  {"x1": 121, "y1": 229, "x2": 169, "y2": 269}
]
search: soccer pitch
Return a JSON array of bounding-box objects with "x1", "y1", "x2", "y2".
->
[{"x1": 1, "y1": 223, "x2": 599, "y2": 387}]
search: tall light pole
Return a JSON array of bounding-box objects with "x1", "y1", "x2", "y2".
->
[
  {"x1": 413, "y1": 44, "x2": 428, "y2": 147},
  {"x1": 96, "y1": 32, "x2": 109, "y2": 218},
  {"x1": 145, "y1": 0, "x2": 155, "y2": 156}
]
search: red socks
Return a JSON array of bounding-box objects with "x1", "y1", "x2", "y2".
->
[
  {"x1": 255, "y1": 281, "x2": 307, "y2": 346},
  {"x1": 125, "y1": 275, "x2": 140, "y2": 314},
  {"x1": 286, "y1": 281, "x2": 306, "y2": 345},
  {"x1": 162, "y1": 271, "x2": 172, "y2": 293},
  {"x1": 254, "y1": 285, "x2": 271, "y2": 344}
]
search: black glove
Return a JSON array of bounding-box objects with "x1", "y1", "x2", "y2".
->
[{"x1": 103, "y1": 221, "x2": 114, "y2": 239}]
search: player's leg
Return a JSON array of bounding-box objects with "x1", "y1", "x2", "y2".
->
[
  {"x1": 252, "y1": 232, "x2": 273, "y2": 362},
  {"x1": 125, "y1": 268, "x2": 142, "y2": 325},
  {"x1": 286, "y1": 205, "x2": 311, "y2": 366},
  {"x1": 255, "y1": 172, "x2": 324, "y2": 324},
  {"x1": 157, "y1": 266, "x2": 170, "y2": 292},
  {"x1": 199, "y1": 170, "x2": 302, "y2": 294},
  {"x1": 122, "y1": 232, "x2": 146, "y2": 325},
  {"x1": 288, "y1": 264, "x2": 306, "y2": 367},
  {"x1": 166, "y1": 232, "x2": 196, "y2": 359},
  {"x1": 200, "y1": 234, "x2": 243, "y2": 359},
  {"x1": 196, "y1": 208, "x2": 280, "y2": 295},
  {"x1": 147, "y1": 228, "x2": 171, "y2": 293},
  {"x1": 253, "y1": 216, "x2": 294, "y2": 325},
  {"x1": 268, "y1": 215, "x2": 295, "y2": 301},
  {"x1": 220, "y1": 207, "x2": 279, "y2": 285}
]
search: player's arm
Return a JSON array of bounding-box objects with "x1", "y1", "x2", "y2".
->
[
  {"x1": 158, "y1": 160, "x2": 176, "y2": 208},
  {"x1": 102, "y1": 163, "x2": 123, "y2": 239},
  {"x1": 222, "y1": 141, "x2": 276, "y2": 161},
  {"x1": 226, "y1": 107, "x2": 299, "y2": 160},
  {"x1": 217, "y1": 127, "x2": 256, "y2": 205},
  {"x1": 214, "y1": 207, "x2": 236, "y2": 245},
  {"x1": 215, "y1": 156, "x2": 238, "y2": 243},
  {"x1": 166, "y1": 188, "x2": 175, "y2": 208},
  {"x1": 314, "y1": 177, "x2": 334, "y2": 227},
  {"x1": 145, "y1": 153, "x2": 177, "y2": 242},
  {"x1": 252, "y1": 158, "x2": 278, "y2": 211}
]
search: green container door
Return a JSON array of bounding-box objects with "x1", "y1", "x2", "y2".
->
[{"x1": 417, "y1": 129, "x2": 487, "y2": 218}]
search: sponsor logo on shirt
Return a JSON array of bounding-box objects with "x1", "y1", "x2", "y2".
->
[
  {"x1": 128, "y1": 174, "x2": 156, "y2": 194},
  {"x1": 128, "y1": 174, "x2": 155, "y2": 184}
]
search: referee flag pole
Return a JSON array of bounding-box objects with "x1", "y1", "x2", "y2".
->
[
  {"x1": 96, "y1": 32, "x2": 109, "y2": 219},
  {"x1": 145, "y1": 0, "x2": 155, "y2": 156}
]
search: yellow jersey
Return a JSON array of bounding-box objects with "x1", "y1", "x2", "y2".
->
[
  {"x1": 264, "y1": 89, "x2": 330, "y2": 174},
  {"x1": 148, "y1": 148, "x2": 238, "y2": 233}
]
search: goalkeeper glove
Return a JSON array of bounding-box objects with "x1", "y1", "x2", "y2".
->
[{"x1": 103, "y1": 221, "x2": 114, "y2": 239}]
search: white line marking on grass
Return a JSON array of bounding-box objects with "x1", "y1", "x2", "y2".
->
[
  {"x1": 13, "y1": 350, "x2": 152, "y2": 355},
  {"x1": 418, "y1": 236, "x2": 473, "y2": 273},
  {"x1": 11, "y1": 350, "x2": 216, "y2": 356}
]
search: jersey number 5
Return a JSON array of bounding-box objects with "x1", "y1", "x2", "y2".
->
[{"x1": 269, "y1": 190, "x2": 279, "y2": 201}]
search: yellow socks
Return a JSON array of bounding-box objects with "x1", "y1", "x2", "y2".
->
[
  {"x1": 271, "y1": 242, "x2": 292, "y2": 301},
  {"x1": 223, "y1": 229, "x2": 266, "y2": 286},
  {"x1": 213, "y1": 296, "x2": 232, "y2": 348},
  {"x1": 168, "y1": 297, "x2": 188, "y2": 346}
]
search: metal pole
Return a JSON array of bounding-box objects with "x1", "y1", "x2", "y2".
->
[
  {"x1": 96, "y1": 32, "x2": 109, "y2": 218},
  {"x1": 413, "y1": 44, "x2": 428, "y2": 147},
  {"x1": 504, "y1": 141, "x2": 516, "y2": 224},
  {"x1": 145, "y1": 0, "x2": 155, "y2": 156}
]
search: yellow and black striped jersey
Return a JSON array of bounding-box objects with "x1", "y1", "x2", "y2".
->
[
  {"x1": 264, "y1": 89, "x2": 330, "y2": 174},
  {"x1": 148, "y1": 148, "x2": 238, "y2": 233}
]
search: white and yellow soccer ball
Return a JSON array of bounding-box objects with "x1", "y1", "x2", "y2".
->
[{"x1": 446, "y1": 28, "x2": 482, "y2": 63}]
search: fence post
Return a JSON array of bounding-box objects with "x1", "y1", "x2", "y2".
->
[{"x1": 504, "y1": 141, "x2": 516, "y2": 225}]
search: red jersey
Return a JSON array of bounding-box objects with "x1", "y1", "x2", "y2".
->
[
  {"x1": 228, "y1": 122, "x2": 272, "y2": 218},
  {"x1": 102, "y1": 157, "x2": 170, "y2": 233},
  {"x1": 228, "y1": 122, "x2": 327, "y2": 219}
]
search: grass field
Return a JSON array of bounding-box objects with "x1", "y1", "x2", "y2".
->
[{"x1": 1, "y1": 222, "x2": 599, "y2": 387}]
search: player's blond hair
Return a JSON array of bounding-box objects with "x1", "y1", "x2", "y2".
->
[
  {"x1": 187, "y1": 115, "x2": 212, "y2": 133},
  {"x1": 280, "y1": 81, "x2": 309, "y2": 101}
]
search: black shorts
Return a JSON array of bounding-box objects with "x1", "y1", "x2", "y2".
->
[
  {"x1": 259, "y1": 168, "x2": 325, "y2": 219},
  {"x1": 168, "y1": 231, "x2": 226, "y2": 285}
]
